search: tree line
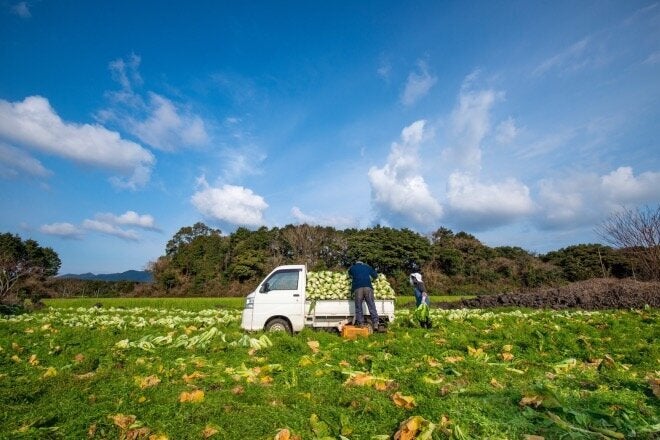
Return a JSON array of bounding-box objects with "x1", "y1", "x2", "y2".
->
[
  {"x1": 145, "y1": 222, "x2": 639, "y2": 297},
  {"x1": 1, "y1": 205, "x2": 657, "y2": 302}
]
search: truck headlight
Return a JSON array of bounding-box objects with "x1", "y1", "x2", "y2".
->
[{"x1": 245, "y1": 297, "x2": 254, "y2": 309}]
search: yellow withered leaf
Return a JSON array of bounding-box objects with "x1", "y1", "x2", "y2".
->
[
  {"x1": 137, "y1": 375, "x2": 161, "y2": 389},
  {"x1": 274, "y1": 428, "x2": 291, "y2": 440},
  {"x1": 393, "y1": 415, "x2": 424, "y2": 440},
  {"x1": 519, "y1": 395, "x2": 544, "y2": 408},
  {"x1": 502, "y1": 344, "x2": 513, "y2": 352},
  {"x1": 391, "y1": 392, "x2": 417, "y2": 409},
  {"x1": 467, "y1": 346, "x2": 484, "y2": 357},
  {"x1": 28, "y1": 354, "x2": 39, "y2": 366},
  {"x1": 148, "y1": 435, "x2": 168, "y2": 440},
  {"x1": 182, "y1": 371, "x2": 206, "y2": 383},
  {"x1": 110, "y1": 413, "x2": 137, "y2": 430},
  {"x1": 307, "y1": 340, "x2": 320, "y2": 353},
  {"x1": 179, "y1": 389, "x2": 205, "y2": 403},
  {"x1": 444, "y1": 356, "x2": 464, "y2": 364},
  {"x1": 490, "y1": 378, "x2": 504, "y2": 389},
  {"x1": 184, "y1": 325, "x2": 197, "y2": 335},
  {"x1": 345, "y1": 372, "x2": 374, "y2": 386},
  {"x1": 125, "y1": 427, "x2": 150, "y2": 439},
  {"x1": 42, "y1": 367, "x2": 57, "y2": 378},
  {"x1": 202, "y1": 425, "x2": 219, "y2": 438},
  {"x1": 501, "y1": 352, "x2": 515, "y2": 361}
]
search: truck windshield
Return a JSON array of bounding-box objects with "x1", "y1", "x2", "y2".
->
[{"x1": 264, "y1": 269, "x2": 299, "y2": 291}]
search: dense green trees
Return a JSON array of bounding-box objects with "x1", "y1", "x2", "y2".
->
[
  {"x1": 146, "y1": 223, "x2": 639, "y2": 297},
  {"x1": 0, "y1": 233, "x2": 61, "y2": 303}
]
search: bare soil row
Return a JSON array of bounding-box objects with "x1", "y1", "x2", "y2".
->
[{"x1": 437, "y1": 278, "x2": 660, "y2": 310}]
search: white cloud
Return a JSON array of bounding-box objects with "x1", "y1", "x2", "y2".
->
[
  {"x1": 39, "y1": 223, "x2": 83, "y2": 239},
  {"x1": 537, "y1": 167, "x2": 660, "y2": 229},
  {"x1": 495, "y1": 117, "x2": 519, "y2": 145},
  {"x1": 219, "y1": 145, "x2": 266, "y2": 181},
  {"x1": 98, "y1": 55, "x2": 210, "y2": 151},
  {"x1": 0, "y1": 96, "x2": 154, "y2": 189},
  {"x1": 0, "y1": 142, "x2": 51, "y2": 178},
  {"x1": 291, "y1": 207, "x2": 356, "y2": 229},
  {"x1": 11, "y1": 1, "x2": 31, "y2": 18},
  {"x1": 191, "y1": 178, "x2": 268, "y2": 227},
  {"x1": 94, "y1": 210, "x2": 159, "y2": 231},
  {"x1": 377, "y1": 60, "x2": 392, "y2": 81},
  {"x1": 82, "y1": 219, "x2": 140, "y2": 241},
  {"x1": 130, "y1": 93, "x2": 209, "y2": 151},
  {"x1": 446, "y1": 171, "x2": 535, "y2": 229},
  {"x1": 109, "y1": 53, "x2": 142, "y2": 92},
  {"x1": 368, "y1": 120, "x2": 443, "y2": 226},
  {"x1": 401, "y1": 60, "x2": 437, "y2": 106},
  {"x1": 643, "y1": 51, "x2": 660, "y2": 65},
  {"x1": 442, "y1": 76, "x2": 502, "y2": 168},
  {"x1": 600, "y1": 167, "x2": 660, "y2": 204},
  {"x1": 533, "y1": 37, "x2": 591, "y2": 76}
]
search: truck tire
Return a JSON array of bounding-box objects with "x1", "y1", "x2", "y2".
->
[{"x1": 265, "y1": 318, "x2": 292, "y2": 334}]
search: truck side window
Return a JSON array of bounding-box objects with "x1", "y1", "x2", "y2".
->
[{"x1": 264, "y1": 269, "x2": 299, "y2": 292}]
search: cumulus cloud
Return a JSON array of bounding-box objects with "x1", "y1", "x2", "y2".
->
[
  {"x1": 94, "y1": 210, "x2": 160, "y2": 231},
  {"x1": 98, "y1": 55, "x2": 210, "y2": 151},
  {"x1": 442, "y1": 77, "x2": 502, "y2": 168},
  {"x1": 291, "y1": 207, "x2": 356, "y2": 229},
  {"x1": 446, "y1": 171, "x2": 535, "y2": 229},
  {"x1": 0, "y1": 142, "x2": 51, "y2": 179},
  {"x1": 191, "y1": 177, "x2": 268, "y2": 227},
  {"x1": 537, "y1": 167, "x2": 660, "y2": 229},
  {"x1": 82, "y1": 219, "x2": 140, "y2": 241},
  {"x1": 39, "y1": 223, "x2": 83, "y2": 239},
  {"x1": 368, "y1": 120, "x2": 443, "y2": 227},
  {"x1": 0, "y1": 96, "x2": 154, "y2": 189},
  {"x1": 401, "y1": 60, "x2": 437, "y2": 106},
  {"x1": 11, "y1": 1, "x2": 31, "y2": 18},
  {"x1": 601, "y1": 167, "x2": 660, "y2": 203}
]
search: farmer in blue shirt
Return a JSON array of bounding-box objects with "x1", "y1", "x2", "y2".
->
[{"x1": 348, "y1": 261, "x2": 379, "y2": 332}]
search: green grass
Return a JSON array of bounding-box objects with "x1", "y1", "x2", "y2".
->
[
  {"x1": 1, "y1": 302, "x2": 657, "y2": 439},
  {"x1": 44, "y1": 296, "x2": 247, "y2": 310}
]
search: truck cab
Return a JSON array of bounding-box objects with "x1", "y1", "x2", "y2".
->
[{"x1": 241, "y1": 265, "x2": 307, "y2": 333}]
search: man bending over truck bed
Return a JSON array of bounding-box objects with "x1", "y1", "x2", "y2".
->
[{"x1": 348, "y1": 260, "x2": 379, "y2": 332}]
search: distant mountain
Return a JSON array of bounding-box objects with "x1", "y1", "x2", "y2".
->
[{"x1": 58, "y1": 270, "x2": 154, "y2": 283}]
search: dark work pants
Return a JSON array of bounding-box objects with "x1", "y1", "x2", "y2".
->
[{"x1": 354, "y1": 287, "x2": 379, "y2": 329}]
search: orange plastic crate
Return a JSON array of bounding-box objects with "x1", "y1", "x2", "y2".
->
[{"x1": 341, "y1": 325, "x2": 370, "y2": 340}]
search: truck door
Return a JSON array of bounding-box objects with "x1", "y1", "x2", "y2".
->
[{"x1": 255, "y1": 268, "x2": 305, "y2": 330}]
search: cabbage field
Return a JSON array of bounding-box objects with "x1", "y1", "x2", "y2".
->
[{"x1": 1, "y1": 302, "x2": 658, "y2": 439}]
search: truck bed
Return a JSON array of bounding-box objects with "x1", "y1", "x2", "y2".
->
[{"x1": 305, "y1": 299, "x2": 395, "y2": 328}]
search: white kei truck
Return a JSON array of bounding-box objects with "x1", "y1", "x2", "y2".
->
[{"x1": 240, "y1": 264, "x2": 395, "y2": 334}]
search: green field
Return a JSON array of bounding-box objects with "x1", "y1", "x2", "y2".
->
[
  {"x1": 43, "y1": 295, "x2": 471, "y2": 311},
  {"x1": 1, "y1": 301, "x2": 658, "y2": 439}
]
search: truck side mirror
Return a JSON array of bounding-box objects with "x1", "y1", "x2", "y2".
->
[{"x1": 260, "y1": 282, "x2": 270, "y2": 293}]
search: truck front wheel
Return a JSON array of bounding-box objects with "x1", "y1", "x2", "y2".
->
[{"x1": 265, "y1": 318, "x2": 292, "y2": 334}]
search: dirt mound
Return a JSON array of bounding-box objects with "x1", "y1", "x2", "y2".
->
[{"x1": 437, "y1": 278, "x2": 660, "y2": 310}]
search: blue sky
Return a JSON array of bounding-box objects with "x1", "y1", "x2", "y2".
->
[{"x1": 1, "y1": 1, "x2": 659, "y2": 274}]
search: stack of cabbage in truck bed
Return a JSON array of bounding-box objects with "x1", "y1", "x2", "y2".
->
[{"x1": 306, "y1": 270, "x2": 396, "y2": 300}]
